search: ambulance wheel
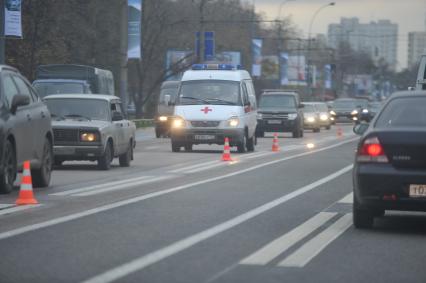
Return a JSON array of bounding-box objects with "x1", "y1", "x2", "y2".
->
[
  {"x1": 171, "y1": 141, "x2": 181, "y2": 152},
  {"x1": 237, "y1": 136, "x2": 247, "y2": 153}
]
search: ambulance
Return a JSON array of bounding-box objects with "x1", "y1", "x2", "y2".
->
[{"x1": 170, "y1": 64, "x2": 257, "y2": 153}]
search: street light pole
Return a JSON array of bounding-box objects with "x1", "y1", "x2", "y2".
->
[
  {"x1": 307, "y1": 2, "x2": 335, "y2": 97},
  {"x1": 0, "y1": 0, "x2": 5, "y2": 64}
]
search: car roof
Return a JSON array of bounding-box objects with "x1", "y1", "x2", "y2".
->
[
  {"x1": 43, "y1": 94, "x2": 120, "y2": 101},
  {"x1": 161, "y1": 80, "x2": 180, "y2": 88},
  {"x1": 389, "y1": 90, "x2": 426, "y2": 98},
  {"x1": 182, "y1": 69, "x2": 251, "y2": 82},
  {"x1": 0, "y1": 64, "x2": 19, "y2": 73},
  {"x1": 261, "y1": 92, "x2": 297, "y2": 96}
]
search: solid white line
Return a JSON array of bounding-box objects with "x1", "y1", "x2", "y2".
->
[
  {"x1": 81, "y1": 165, "x2": 353, "y2": 283},
  {"x1": 144, "y1": 146, "x2": 160, "y2": 150},
  {"x1": 185, "y1": 162, "x2": 227, "y2": 173},
  {"x1": 0, "y1": 204, "x2": 14, "y2": 210},
  {"x1": 49, "y1": 176, "x2": 155, "y2": 196},
  {"x1": 338, "y1": 192, "x2": 353, "y2": 204},
  {"x1": 0, "y1": 138, "x2": 356, "y2": 243},
  {"x1": 73, "y1": 176, "x2": 175, "y2": 197},
  {"x1": 278, "y1": 213, "x2": 353, "y2": 267},
  {"x1": 169, "y1": 160, "x2": 219, "y2": 173},
  {"x1": 240, "y1": 212, "x2": 336, "y2": 265},
  {"x1": 0, "y1": 205, "x2": 42, "y2": 216},
  {"x1": 244, "y1": 151, "x2": 275, "y2": 159}
]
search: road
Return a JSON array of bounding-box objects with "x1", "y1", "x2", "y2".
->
[{"x1": 1, "y1": 124, "x2": 425, "y2": 283}]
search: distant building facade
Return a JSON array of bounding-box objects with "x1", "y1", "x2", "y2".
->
[
  {"x1": 328, "y1": 18, "x2": 398, "y2": 70},
  {"x1": 408, "y1": 32, "x2": 426, "y2": 69}
]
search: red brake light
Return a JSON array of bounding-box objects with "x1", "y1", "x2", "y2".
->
[{"x1": 357, "y1": 137, "x2": 388, "y2": 163}]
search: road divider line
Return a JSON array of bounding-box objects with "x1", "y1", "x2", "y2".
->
[
  {"x1": 240, "y1": 212, "x2": 336, "y2": 266},
  {"x1": 185, "y1": 162, "x2": 228, "y2": 174},
  {"x1": 80, "y1": 165, "x2": 353, "y2": 283},
  {"x1": 0, "y1": 138, "x2": 356, "y2": 243},
  {"x1": 338, "y1": 193, "x2": 353, "y2": 204},
  {"x1": 169, "y1": 160, "x2": 220, "y2": 173},
  {"x1": 278, "y1": 213, "x2": 353, "y2": 268},
  {"x1": 49, "y1": 176, "x2": 155, "y2": 196},
  {"x1": 0, "y1": 205, "x2": 42, "y2": 216},
  {"x1": 73, "y1": 176, "x2": 175, "y2": 197}
]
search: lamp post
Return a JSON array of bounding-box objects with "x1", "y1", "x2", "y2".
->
[
  {"x1": 194, "y1": 0, "x2": 214, "y2": 63},
  {"x1": 307, "y1": 2, "x2": 335, "y2": 97}
]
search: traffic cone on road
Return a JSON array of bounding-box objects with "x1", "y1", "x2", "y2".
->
[
  {"x1": 337, "y1": 127, "x2": 343, "y2": 138},
  {"x1": 272, "y1": 133, "x2": 280, "y2": 152},
  {"x1": 16, "y1": 161, "x2": 38, "y2": 205},
  {"x1": 221, "y1": 137, "x2": 233, "y2": 161}
]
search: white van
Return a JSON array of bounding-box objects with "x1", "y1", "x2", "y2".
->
[{"x1": 170, "y1": 64, "x2": 257, "y2": 153}]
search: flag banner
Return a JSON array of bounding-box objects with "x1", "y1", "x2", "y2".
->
[
  {"x1": 4, "y1": 0, "x2": 22, "y2": 37},
  {"x1": 128, "y1": 0, "x2": 142, "y2": 59},
  {"x1": 251, "y1": 38, "x2": 263, "y2": 77}
]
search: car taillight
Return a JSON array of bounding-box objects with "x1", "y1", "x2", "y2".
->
[{"x1": 357, "y1": 137, "x2": 388, "y2": 163}]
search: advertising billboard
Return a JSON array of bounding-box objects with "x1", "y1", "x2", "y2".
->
[
  {"x1": 4, "y1": 0, "x2": 22, "y2": 37},
  {"x1": 128, "y1": 0, "x2": 142, "y2": 59}
]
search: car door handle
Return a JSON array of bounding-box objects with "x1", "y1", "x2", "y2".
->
[{"x1": 26, "y1": 114, "x2": 32, "y2": 121}]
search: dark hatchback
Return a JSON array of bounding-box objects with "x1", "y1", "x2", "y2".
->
[{"x1": 353, "y1": 91, "x2": 426, "y2": 228}]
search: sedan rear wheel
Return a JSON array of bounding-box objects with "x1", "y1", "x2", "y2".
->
[
  {"x1": 98, "y1": 142, "x2": 112, "y2": 170},
  {"x1": 353, "y1": 196, "x2": 374, "y2": 229},
  {"x1": 0, "y1": 140, "x2": 16, "y2": 194},
  {"x1": 32, "y1": 138, "x2": 53, "y2": 188},
  {"x1": 119, "y1": 141, "x2": 132, "y2": 167}
]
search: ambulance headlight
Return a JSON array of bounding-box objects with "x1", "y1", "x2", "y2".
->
[
  {"x1": 227, "y1": 117, "x2": 240, "y2": 127},
  {"x1": 172, "y1": 117, "x2": 186, "y2": 128}
]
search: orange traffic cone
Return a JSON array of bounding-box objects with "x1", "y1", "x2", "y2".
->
[
  {"x1": 272, "y1": 133, "x2": 280, "y2": 152},
  {"x1": 221, "y1": 137, "x2": 233, "y2": 161},
  {"x1": 337, "y1": 127, "x2": 343, "y2": 138},
  {"x1": 16, "y1": 161, "x2": 38, "y2": 205}
]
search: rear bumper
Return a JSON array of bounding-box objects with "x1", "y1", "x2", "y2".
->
[
  {"x1": 256, "y1": 119, "x2": 298, "y2": 132},
  {"x1": 171, "y1": 128, "x2": 245, "y2": 145},
  {"x1": 354, "y1": 163, "x2": 426, "y2": 211}
]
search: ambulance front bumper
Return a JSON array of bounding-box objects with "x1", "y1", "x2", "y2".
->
[{"x1": 171, "y1": 128, "x2": 245, "y2": 145}]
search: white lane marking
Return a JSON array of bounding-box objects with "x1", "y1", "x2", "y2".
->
[
  {"x1": 144, "y1": 146, "x2": 160, "y2": 150},
  {"x1": 80, "y1": 165, "x2": 353, "y2": 283},
  {"x1": 0, "y1": 138, "x2": 356, "y2": 242},
  {"x1": 0, "y1": 205, "x2": 42, "y2": 216},
  {"x1": 185, "y1": 162, "x2": 228, "y2": 173},
  {"x1": 169, "y1": 160, "x2": 219, "y2": 173},
  {"x1": 244, "y1": 151, "x2": 275, "y2": 159},
  {"x1": 338, "y1": 192, "x2": 353, "y2": 204},
  {"x1": 278, "y1": 213, "x2": 353, "y2": 267},
  {"x1": 49, "y1": 176, "x2": 156, "y2": 196},
  {"x1": 0, "y1": 204, "x2": 14, "y2": 210},
  {"x1": 73, "y1": 176, "x2": 175, "y2": 197},
  {"x1": 240, "y1": 212, "x2": 336, "y2": 265}
]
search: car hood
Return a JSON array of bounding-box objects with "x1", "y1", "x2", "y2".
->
[
  {"x1": 258, "y1": 107, "x2": 297, "y2": 114},
  {"x1": 175, "y1": 105, "x2": 242, "y2": 120},
  {"x1": 51, "y1": 119, "x2": 111, "y2": 129}
]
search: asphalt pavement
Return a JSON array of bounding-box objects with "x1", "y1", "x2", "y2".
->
[{"x1": 1, "y1": 125, "x2": 425, "y2": 283}]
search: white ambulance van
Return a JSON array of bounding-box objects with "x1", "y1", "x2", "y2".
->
[{"x1": 170, "y1": 64, "x2": 257, "y2": 153}]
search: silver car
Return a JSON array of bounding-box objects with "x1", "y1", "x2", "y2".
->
[{"x1": 44, "y1": 94, "x2": 136, "y2": 170}]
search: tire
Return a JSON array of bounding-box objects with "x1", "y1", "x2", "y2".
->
[
  {"x1": 98, "y1": 142, "x2": 113, "y2": 170},
  {"x1": 246, "y1": 135, "x2": 255, "y2": 152},
  {"x1": 326, "y1": 125, "x2": 331, "y2": 130},
  {"x1": 292, "y1": 126, "x2": 302, "y2": 138},
  {"x1": 353, "y1": 196, "x2": 374, "y2": 229},
  {"x1": 171, "y1": 140, "x2": 181, "y2": 152},
  {"x1": 54, "y1": 158, "x2": 63, "y2": 167},
  {"x1": 32, "y1": 138, "x2": 53, "y2": 188},
  {"x1": 313, "y1": 127, "x2": 320, "y2": 133},
  {"x1": 155, "y1": 128, "x2": 162, "y2": 138},
  {"x1": 237, "y1": 135, "x2": 247, "y2": 153},
  {"x1": 119, "y1": 141, "x2": 132, "y2": 167},
  {"x1": 256, "y1": 129, "x2": 264, "y2": 138},
  {"x1": 184, "y1": 144, "x2": 193, "y2": 152},
  {"x1": 0, "y1": 140, "x2": 17, "y2": 194}
]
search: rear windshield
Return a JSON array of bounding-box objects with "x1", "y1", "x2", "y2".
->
[
  {"x1": 33, "y1": 82, "x2": 87, "y2": 98},
  {"x1": 259, "y1": 95, "x2": 296, "y2": 108},
  {"x1": 375, "y1": 97, "x2": 426, "y2": 128}
]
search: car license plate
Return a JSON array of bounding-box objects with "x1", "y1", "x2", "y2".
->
[
  {"x1": 409, "y1": 184, "x2": 426, "y2": 197},
  {"x1": 56, "y1": 147, "x2": 75, "y2": 155},
  {"x1": 194, "y1": 135, "x2": 215, "y2": 140},
  {"x1": 268, "y1": 120, "x2": 281, "y2": 124}
]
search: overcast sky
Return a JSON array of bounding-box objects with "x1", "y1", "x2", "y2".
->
[{"x1": 253, "y1": 0, "x2": 426, "y2": 70}]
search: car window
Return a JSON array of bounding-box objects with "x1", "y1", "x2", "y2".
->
[
  {"x1": 2, "y1": 74, "x2": 20, "y2": 107},
  {"x1": 12, "y1": 75, "x2": 34, "y2": 102},
  {"x1": 259, "y1": 95, "x2": 296, "y2": 108},
  {"x1": 45, "y1": 98, "x2": 109, "y2": 121},
  {"x1": 241, "y1": 83, "x2": 249, "y2": 105},
  {"x1": 178, "y1": 80, "x2": 241, "y2": 105},
  {"x1": 375, "y1": 97, "x2": 426, "y2": 128}
]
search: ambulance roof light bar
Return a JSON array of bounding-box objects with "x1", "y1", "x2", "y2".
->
[{"x1": 191, "y1": 64, "x2": 243, "y2": 71}]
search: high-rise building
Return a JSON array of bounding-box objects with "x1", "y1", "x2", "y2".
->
[
  {"x1": 328, "y1": 18, "x2": 398, "y2": 70},
  {"x1": 408, "y1": 32, "x2": 426, "y2": 69}
]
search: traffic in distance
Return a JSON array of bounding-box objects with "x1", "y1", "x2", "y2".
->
[{"x1": 1, "y1": 1, "x2": 426, "y2": 281}]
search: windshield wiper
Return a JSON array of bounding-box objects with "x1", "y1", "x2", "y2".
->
[
  {"x1": 204, "y1": 98, "x2": 236, "y2": 105},
  {"x1": 179, "y1": 96, "x2": 210, "y2": 104},
  {"x1": 64, "y1": 114, "x2": 92, "y2": 121}
]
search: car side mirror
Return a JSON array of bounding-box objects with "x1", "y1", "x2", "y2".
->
[
  {"x1": 353, "y1": 122, "x2": 369, "y2": 135},
  {"x1": 11, "y1": 94, "x2": 30, "y2": 114},
  {"x1": 112, "y1": 111, "x2": 124, "y2": 121},
  {"x1": 164, "y1": 94, "x2": 171, "y2": 106}
]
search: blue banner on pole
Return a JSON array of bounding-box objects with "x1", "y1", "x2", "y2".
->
[
  {"x1": 280, "y1": 53, "x2": 289, "y2": 85},
  {"x1": 195, "y1": 31, "x2": 215, "y2": 61},
  {"x1": 251, "y1": 38, "x2": 263, "y2": 77},
  {"x1": 128, "y1": 0, "x2": 142, "y2": 59},
  {"x1": 324, "y1": 64, "x2": 332, "y2": 89}
]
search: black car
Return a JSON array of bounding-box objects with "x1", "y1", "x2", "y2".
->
[
  {"x1": 256, "y1": 91, "x2": 304, "y2": 138},
  {"x1": 0, "y1": 65, "x2": 53, "y2": 193},
  {"x1": 353, "y1": 91, "x2": 426, "y2": 228}
]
